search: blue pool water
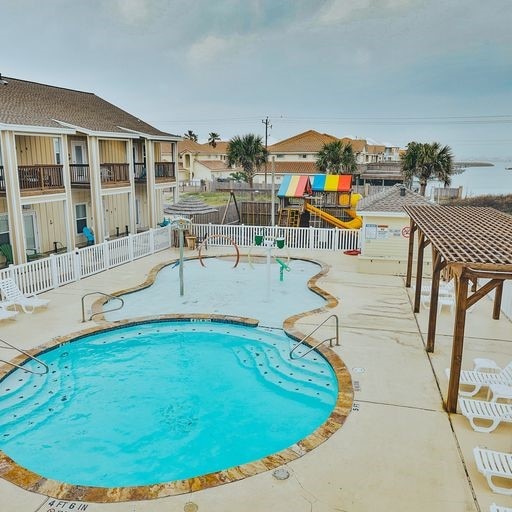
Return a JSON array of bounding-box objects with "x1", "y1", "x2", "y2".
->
[
  {"x1": 105, "y1": 258, "x2": 326, "y2": 328},
  {"x1": 0, "y1": 321, "x2": 337, "y2": 487}
]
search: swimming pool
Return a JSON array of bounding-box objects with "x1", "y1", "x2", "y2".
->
[
  {"x1": 0, "y1": 320, "x2": 338, "y2": 489},
  {"x1": 104, "y1": 258, "x2": 328, "y2": 327}
]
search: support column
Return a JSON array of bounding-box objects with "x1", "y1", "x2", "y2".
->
[
  {"x1": 1, "y1": 131, "x2": 26, "y2": 263},
  {"x1": 146, "y1": 139, "x2": 156, "y2": 227},
  {"x1": 126, "y1": 139, "x2": 136, "y2": 235},
  {"x1": 173, "y1": 141, "x2": 180, "y2": 201},
  {"x1": 61, "y1": 134, "x2": 76, "y2": 250},
  {"x1": 405, "y1": 220, "x2": 416, "y2": 288},
  {"x1": 426, "y1": 250, "x2": 446, "y2": 352},
  {"x1": 493, "y1": 281, "x2": 503, "y2": 320},
  {"x1": 447, "y1": 272, "x2": 469, "y2": 413},
  {"x1": 87, "y1": 136, "x2": 105, "y2": 242},
  {"x1": 413, "y1": 232, "x2": 430, "y2": 313}
]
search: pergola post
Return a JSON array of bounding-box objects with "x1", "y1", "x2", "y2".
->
[
  {"x1": 493, "y1": 281, "x2": 503, "y2": 320},
  {"x1": 413, "y1": 232, "x2": 430, "y2": 313},
  {"x1": 405, "y1": 220, "x2": 417, "y2": 288},
  {"x1": 426, "y1": 250, "x2": 446, "y2": 352},
  {"x1": 446, "y1": 272, "x2": 469, "y2": 413}
]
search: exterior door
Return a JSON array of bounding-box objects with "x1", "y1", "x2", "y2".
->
[
  {"x1": 23, "y1": 212, "x2": 39, "y2": 252},
  {"x1": 71, "y1": 141, "x2": 87, "y2": 164}
]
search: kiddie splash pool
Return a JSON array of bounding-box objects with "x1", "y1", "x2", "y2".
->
[{"x1": 0, "y1": 320, "x2": 338, "y2": 490}]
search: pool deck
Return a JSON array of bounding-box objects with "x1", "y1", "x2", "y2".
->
[{"x1": 1, "y1": 248, "x2": 511, "y2": 512}]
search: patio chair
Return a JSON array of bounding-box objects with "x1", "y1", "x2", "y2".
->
[
  {"x1": 459, "y1": 397, "x2": 512, "y2": 433},
  {"x1": 445, "y1": 362, "x2": 512, "y2": 397},
  {"x1": 0, "y1": 301, "x2": 17, "y2": 321},
  {"x1": 82, "y1": 226, "x2": 95, "y2": 246},
  {"x1": 490, "y1": 503, "x2": 512, "y2": 512},
  {"x1": 0, "y1": 243, "x2": 13, "y2": 265},
  {"x1": 0, "y1": 278, "x2": 50, "y2": 314},
  {"x1": 473, "y1": 447, "x2": 512, "y2": 495}
]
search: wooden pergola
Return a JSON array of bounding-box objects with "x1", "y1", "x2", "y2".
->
[{"x1": 403, "y1": 205, "x2": 512, "y2": 413}]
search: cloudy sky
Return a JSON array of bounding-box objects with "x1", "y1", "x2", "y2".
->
[{"x1": 1, "y1": 0, "x2": 511, "y2": 159}]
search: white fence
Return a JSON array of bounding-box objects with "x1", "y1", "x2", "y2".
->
[
  {"x1": 189, "y1": 223, "x2": 361, "y2": 251},
  {"x1": 0, "y1": 226, "x2": 172, "y2": 296}
]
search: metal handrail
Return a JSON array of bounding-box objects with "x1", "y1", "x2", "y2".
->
[
  {"x1": 0, "y1": 337, "x2": 49, "y2": 375},
  {"x1": 289, "y1": 314, "x2": 340, "y2": 360},
  {"x1": 81, "y1": 292, "x2": 124, "y2": 322}
]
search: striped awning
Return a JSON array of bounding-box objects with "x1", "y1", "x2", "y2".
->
[
  {"x1": 311, "y1": 174, "x2": 352, "y2": 192},
  {"x1": 277, "y1": 175, "x2": 312, "y2": 197}
]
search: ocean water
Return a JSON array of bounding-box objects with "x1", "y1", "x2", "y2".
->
[{"x1": 427, "y1": 160, "x2": 512, "y2": 197}]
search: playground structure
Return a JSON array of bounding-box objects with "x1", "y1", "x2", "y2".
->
[{"x1": 277, "y1": 174, "x2": 362, "y2": 229}]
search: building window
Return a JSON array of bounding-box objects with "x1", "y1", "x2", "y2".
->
[
  {"x1": 301, "y1": 154, "x2": 307, "y2": 159},
  {"x1": 53, "y1": 138, "x2": 62, "y2": 165},
  {"x1": 276, "y1": 154, "x2": 284, "y2": 159},
  {"x1": 75, "y1": 203, "x2": 87, "y2": 234},
  {"x1": 0, "y1": 214, "x2": 9, "y2": 245}
]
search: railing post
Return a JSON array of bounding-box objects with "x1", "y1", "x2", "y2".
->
[
  {"x1": 149, "y1": 228, "x2": 155, "y2": 253},
  {"x1": 73, "y1": 248, "x2": 82, "y2": 281},
  {"x1": 128, "y1": 234, "x2": 134, "y2": 261},
  {"x1": 49, "y1": 254, "x2": 59, "y2": 288},
  {"x1": 103, "y1": 240, "x2": 110, "y2": 269},
  {"x1": 308, "y1": 226, "x2": 314, "y2": 250}
]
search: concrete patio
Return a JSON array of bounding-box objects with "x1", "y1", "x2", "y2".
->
[{"x1": 1, "y1": 248, "x2": 511, "y2": 512}]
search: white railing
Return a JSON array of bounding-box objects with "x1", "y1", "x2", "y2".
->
[
  {"x1": 0, "y1": 226, "x2": 173, "y2": 296},
  {"x1": 189, "y1": 223, "x2": 361, "y2": 251}
]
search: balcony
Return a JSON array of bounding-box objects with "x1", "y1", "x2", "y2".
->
[
  {"x1": 134, "y1": 163, "x2": 146, "y2": 182},
  {"x1": 155, "y1": 162, "x2": 176, "y2": 183},
  {"x1": 100, "y1": 163, "x2": 130, "y2": 187},
  {"x1": 70, "y1": 164, "x2": 90, "y2": 186},
  {"x1": 18, "y1": 165, "x2": 64, "y2": 195}
]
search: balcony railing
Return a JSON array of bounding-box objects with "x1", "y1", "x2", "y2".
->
[
  {"x1": 18, "y1": 165, "x2": 64, "y2": 193},
  {"x1": 134, "y1": 163, "x2": 146, "y2": 181},
  {"x1": 0, "y1": 166, "x2": 5, "y2": 192},
  {"x1": 100, "y1": 163, "x2": 130, "y2": 186},
  {"x1": 155, "y1": 162, "x2": 175, "y2": 182},
  {"x1": 70, "y1": 164, "x2": 90, "y2": 185}
]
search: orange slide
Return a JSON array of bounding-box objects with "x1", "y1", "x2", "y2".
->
[{"x1": 305, "y1": 202, "x2": 362, "y2": 229}]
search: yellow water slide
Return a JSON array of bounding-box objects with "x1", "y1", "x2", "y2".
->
[{"x1": 304, "y1": 193, "x2": 362, "y2": 229}]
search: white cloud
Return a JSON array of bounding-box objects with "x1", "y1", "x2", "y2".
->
[
  {"x1": 187, "y1": 35, "x2": 236, "y2": 67},
  {"x1": 115, "y1": 0, "x2": 151, "y2": 25},
  {"x1": 316, "y1": 0, "x2": 418, "y2": 25}
]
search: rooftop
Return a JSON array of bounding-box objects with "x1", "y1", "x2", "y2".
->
[
  {"x1": 358, "y1": 184, "x2": 433, "y2": 212},
  {"x1": 0, "y1": 76, "x2": 175, "y2": 138}
]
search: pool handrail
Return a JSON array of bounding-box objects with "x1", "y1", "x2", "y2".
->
[
  {"x1": 289, "y1": 314, "x2": 340, "y2": 360},
  {"x1": 81, "y1": 292, "x2": 124, "y2": 322},
  {"x1": 0, "y1": 337, "x2": 49, "y2": 375}
]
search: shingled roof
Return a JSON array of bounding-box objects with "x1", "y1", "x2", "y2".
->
[
  {"x1": 358, "y1": 184, "x2": 434, "y2": 213},
  {"x1": 268, "y1": 130, "x2": 339, "y2": 153},
  {"x1": 254, "y1": 161, "x2": 318, "y2": 175},
  {"x1": 0, "y1": 76, "x2": 177, "y2": 137}
]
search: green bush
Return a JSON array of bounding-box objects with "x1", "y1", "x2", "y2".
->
[{"x1": 448, "y1": 194, "x2": 512, "y2": 214}]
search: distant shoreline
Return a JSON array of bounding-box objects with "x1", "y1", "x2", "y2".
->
[{"x1": 455, "y1": 161, "x2": 494, "y2": 168}]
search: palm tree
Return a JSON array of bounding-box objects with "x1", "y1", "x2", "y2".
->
[
  {"x1": 401, "y1": 142, "x2": 454, "y2": 195},
  {"x1": 226, "y1": 134, "x2": 267, "y2": 189},
  {"x1": 316, "y1": 140, "x2": 357, "y2": 174},
  {"x1": 208, "y1": 132, "x2": 220, "y2": 147},
  {"x1": 183, "y1": 130, "x2": 198, "y2": 142}
]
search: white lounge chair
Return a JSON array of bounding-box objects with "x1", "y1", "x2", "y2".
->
[
  {"x1": 0, "y1": 278, "x2": 50, "y2": 314},
  {"x1": 0, "y1": 301, "x2": 17, "y2": 321},
  {"x1": 490, "y1": 503, "x2": 512, "y2": 512},
  {"x1": 459, "y1": 397, "x2": 512, "y2": 433},
  {"x1": 474, "y1": 447, "x2": 512, "y2": 495},
  {"x1": 445, "y1": 363, "x2": 512, "y2": 397},
  {"x1": 474, "y1": 358, "x2": 506, "y2": 373}
]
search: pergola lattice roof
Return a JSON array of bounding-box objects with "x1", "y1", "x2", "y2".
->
[{"x1": 403, "y1": 205, "x2": 512, "y2": 271}]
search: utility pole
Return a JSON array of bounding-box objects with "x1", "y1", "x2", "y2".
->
[{"x1": 262, "y1": 116, "x2": 272, "y2": 186}]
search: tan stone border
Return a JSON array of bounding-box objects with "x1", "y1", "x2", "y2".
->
[{"x1": 0, "y1": 256, "x2": 353, "y2": 503}]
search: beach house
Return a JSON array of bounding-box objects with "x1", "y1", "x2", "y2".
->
[{"x1": 0, "y1": 76, "x2": 180, "y2": 266}]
